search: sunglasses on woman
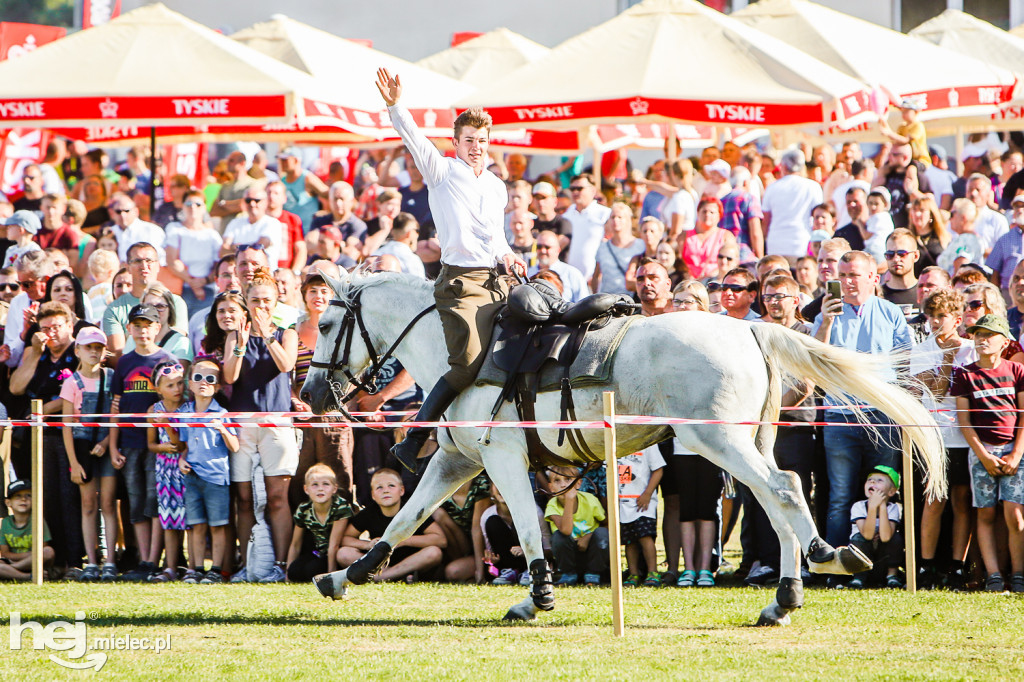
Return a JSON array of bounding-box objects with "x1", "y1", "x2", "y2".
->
[{"x1": 966, "y1": 300, "x2": 986, "y2": 311}]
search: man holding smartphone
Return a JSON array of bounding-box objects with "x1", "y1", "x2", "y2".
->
[{"x1": 812, "y1": 250, "x2": 912, "y2": 579}]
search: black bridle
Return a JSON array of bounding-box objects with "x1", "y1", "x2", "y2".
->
[{"x1": 308, "y1": 289, "x2": 435, "y2": 418}]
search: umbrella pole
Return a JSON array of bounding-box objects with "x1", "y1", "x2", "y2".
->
[
  {"x1": 954, "y1": 126, "x2": 965, "y2": 177},
  {"x1": 149, "y1": 126, "x2": 158, "y2": 213}
]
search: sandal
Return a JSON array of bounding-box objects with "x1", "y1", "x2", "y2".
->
[
  {"x1": 696, "y1": 569, "x2": 715, "y2": 588},
  {"x1": 642, "y1": 572, "x2": 661, "y2": 587},
  {"x1": 623, "y1": 574, "x2": 641, "y2": 587},
  {"x1": 677, "y1": 570, "x2": 696, "y2": 587}
]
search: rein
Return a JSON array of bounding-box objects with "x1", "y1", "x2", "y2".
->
[{"x1": 308, "y1": 289, "x2": 435, "y2": 420}]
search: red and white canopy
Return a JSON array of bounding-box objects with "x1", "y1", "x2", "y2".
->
[
  {"x1": 458, "y1": 0, "x2": 877, "y2": 131},
  {"x1": 733, "y1": 0, "x2": 1017, "y2": 122}
]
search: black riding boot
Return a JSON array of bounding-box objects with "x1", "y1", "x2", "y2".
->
[{"x1": 390, "y1": 378, "x2": 459, "y2": 473}]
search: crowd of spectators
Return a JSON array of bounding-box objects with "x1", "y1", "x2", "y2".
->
[{"x1": 2, "y1": 132, "x2": 1024, "y2": 594}]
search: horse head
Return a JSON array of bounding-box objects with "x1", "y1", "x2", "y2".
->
[{"x1": 299, "y1": 265, "x2": 370, "y2": 414}]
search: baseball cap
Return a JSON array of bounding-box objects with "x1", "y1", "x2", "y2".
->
[
  {"x1": 961, "y1": 142, "x2": 988, "y2": 161},
  {"x1": 6, "y1": 479, "x2": 30, "y2": 498},
  {"x1": 1, "y1": 210, "x2": 41, "y2": 235},
  {"x1": 870, "y1": 465, "x2": 900, "y2": 490},
  {"x1": 928, "y1": 144, "x2": 948, "y2": 165},
  {"x1": 127, "y1": 303, "x2": 161, "y2": 324},
  {"x1": 532, "y1": 181, "x2": 556, "y2": 197},
  {"x1": 967, "y1": 313, "x2": 1011, "y2": 339},
  {"x1": 277, "y1": 146, "x2": 300, "y2": 159},
  {"x1": 705, "y1": 159, "x2": 731, "y2": 179},
  {"x1": 898, "y1": 98, "x2": 921, "y2": 111},
  {"x1": 75, "y1": 326, "x2": 107, "y2": 346}
]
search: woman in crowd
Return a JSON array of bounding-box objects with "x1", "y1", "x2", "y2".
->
[
  {"x1": 909, "y1": 195, "x2": 951, "y2": 274},
  {"x1": 288, "y1": 271, "x2": 355, "y2": 510},
  {"x1": 592, "y1": 203, "x2": 645, "y2": 295},
  {"x1": 165, "y1": 189, "x2": 222, "y2": 316},
  {"x1": 624, "y1": 217, "x2": 667, "y2": 293},
  {"x1": 24, "y1": 270, "x2": 97, "y2": 340},
  {"x1": 962, "y1": 282, "x2": 1024, "y2": 363},
  {"x1": 681, "y1": 197, "x2": 737, "y2": 281},
  {"x1": 141, "y1": 283, "x2": 193, "y2": 363},
  {"x1": 809, "y1": 203, "x2": 836, "y2": 257},
  {"x1": 79, "y1": 174, "x2": 110, "y2": 233},
  {"x1": 222, "y1": 267, "x2": 299, "y2": 582},
  {"x1": 63, "y1": 199, "x2": 97, "y2": 280}
]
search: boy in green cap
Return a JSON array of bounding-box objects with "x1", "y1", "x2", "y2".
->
[
  {"x1": 846, "y1": 465, "x2": 904, "y2": 589},
  {"x1": 950, "y1": 313, "x2": 1024, "y2": 594}
]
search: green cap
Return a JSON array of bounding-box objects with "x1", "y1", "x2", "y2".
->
[
  {"x1": 967, "y1": 313, "x2": 1011, "y2": 338},
  {"x1": 871, "y1": 465, "x2": 900, "y2": 490}
]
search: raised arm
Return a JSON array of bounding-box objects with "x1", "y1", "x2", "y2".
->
[{"x1": 376, "y1": 67, "x2": 447, "y2": 188}]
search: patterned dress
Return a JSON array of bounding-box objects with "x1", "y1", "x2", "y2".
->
[{"x1": 153, "y1": 400, "x2": 187, "y2": 531}]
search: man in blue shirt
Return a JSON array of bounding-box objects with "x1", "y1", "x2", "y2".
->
[
  {"x1": 985, "y1": 194, "x2": 1024, "y2": 292},
  {"x1": 813, "y1": 250, "x2": 911, "y2": 554}
]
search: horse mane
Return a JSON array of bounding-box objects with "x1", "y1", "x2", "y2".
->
[{"x1": 339, "y1": 270, "x2": 434, "y2": 307}]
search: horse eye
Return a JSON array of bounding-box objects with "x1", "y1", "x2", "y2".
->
[{"x1": 319, "y1": 323, "x2": 330, "y2": 334}]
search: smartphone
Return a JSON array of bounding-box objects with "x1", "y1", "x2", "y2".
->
[{"x1": 826, "y1": 280, "x2": 841, "y2": 300}]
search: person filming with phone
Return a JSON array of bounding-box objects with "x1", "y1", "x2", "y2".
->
[{"x1": 812, "y1": 250, "x2": 913, "y2": 581}]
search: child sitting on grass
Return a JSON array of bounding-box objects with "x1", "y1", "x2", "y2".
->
[
  {"x1": 545, "y1": 466, "x2": 609, "y2": 586},
  {"x1": 286, "y1": 464, "x2": 354, "y2": 583},
  {"x1": 618, "y1": 445, "x2": 664, "y2": 588},
  {"x1": 846, "y1": 466, "x2": 904, "y2": 589},
  {"x1": 0, "y1": 481, "x2": 54, "y2": 580},
  {"x1": 950, "y1": 314, "x2": 1024, "y2": 593},
  {"x1": 337, "y1": 468, "x2": 445, "y2": 583},
  {"x1": 171, "y1": 360, "x2": 238, "y2": 584}
]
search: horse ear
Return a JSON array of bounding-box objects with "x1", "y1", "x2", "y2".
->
[{"x1": 317, "y1": 264, "x2": 349, "y2": 298}]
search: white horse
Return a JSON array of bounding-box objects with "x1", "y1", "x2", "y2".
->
[{"x1": 301, "y1": 270, "x2": 944, "y2": 626}]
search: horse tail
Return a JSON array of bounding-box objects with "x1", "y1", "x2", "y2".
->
[
  {"x1": 754, "y1": 342, "x2": 782, "y2": 459},
  {"x1": 749, "y1": 323, "x2": 946, "y2": 501}
]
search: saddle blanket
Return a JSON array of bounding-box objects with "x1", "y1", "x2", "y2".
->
[{"x1": 474, "y1": 314, "x2": 639, "y2": 392}]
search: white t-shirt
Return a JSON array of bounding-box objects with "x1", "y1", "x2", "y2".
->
[
  {"x1": 923, "y1": 165, "x2": 955, "y2": 206},
  {"x1": 1, "y1": 241, "x2": 41, "y2": 269},
  {"x1": 974, "y1": 206, "x2": 1009, "y2": 253},
  {"x1": 863, "y1": 211, "x2": 894, "y2": 265},
  {"x1": 114, "y1": 219, "x2": 166, "y2": 265},
  {"x1": 850, "y1": 499, "x2": 901, "y2": 540},
  {"x1": 617, "y1": 444, "x2": 666, "y2": 523},
  {"x1": 762, "y1": 174, "x2": 823, "y2": 257},
  {"x1": 373, "y1": 240, "x2": 426, "y2": 279},
  {"x1": 663, "y1": 189, "x2": 696, "y2": 233},
  {"x1": 564, "y1": 201, "x2": 612, "y2": 280},
  {"x1": 165, "y1": 222, "x2": 223, "y2": 278},
  {"x1": 223, "y1": 214, "x2": 282, "y2": 268},
  {"x1": 908, "y1": 334, "x2": 972, "y2": 449}
]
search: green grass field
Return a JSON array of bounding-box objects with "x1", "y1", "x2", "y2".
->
[{"x1": 2, "y1": 581, "x2": 1022, "y2": 681}]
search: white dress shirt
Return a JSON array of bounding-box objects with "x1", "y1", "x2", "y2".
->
[
  {"x1": 564, "y1": 201, "x2": 612, "y2": 280},
  {"x1": 373, "y1": 240, "x2": 427, "y2": 279},
  {"x1": 389, "y1": 104, "x2": 512, "y2": 268},
  {"x1": 114, "y1": 218, "x2": 166, "y2": 264},
  {"x1": 974, "y1": 206, "x2": 1009, "y2": 253}
]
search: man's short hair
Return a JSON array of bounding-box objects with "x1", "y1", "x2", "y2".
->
[
  {"x1": 84, "y1": 149, "x2": 106, "y2": 167},
  {"x1": 42, "y1": 192, "x2": 66, "y2": 205},
  {"x1": 757, "y1": 254, "x2": 789, "y2": 273},
  {"x1": 37, "y1": 301, "x2": 72, "y2": 324},
  {"x1": 391, "y1": 212, "x2": 419, "y2": 239},
  {"x1": 919, "y1": 265, "x2": 951, "y2": 285},
  {"x1": 454, "y1": 107, "x2": 492, "y2": 139},
  {"x1": 127, "y1": 241, "x2": 158, "y2": 262},
  {"x1": 922, "y1": 288, "x2": 963, "y2": 318},
  {"x1": 845, "y1": 185, "x2": 867, "y2": 199},
  {"x1": 762, "y1": 274, "x2": 800, "y2": 295},
  {"x1": 967, "y1": 172, "x2": 990, "y2": 187},
  {"x1": 780, "y1": 149, "x2": 806, "y2": 173},
  {"x1": 635, "y1": 257, "x2": 668, "y2": 278},
  {"x1": 377, "y1": 189, "x2": 400, "y2": 204},
  {"x1": 570, "y1": 173, "x2": 596, "y2": 187},
  {"x1": 819, "y1": 237, "x2": 852, "y2": 257},
  {"x1": 15, "y1": 249, "x2": 54, "y2": 277},
  {"x1": 850, "y1": 159, "x2": 868, "y2": 176},
  {"x1": 722, "y1": 267, "x2": 756, "y2": 286},
  {"x1": 839, "y1": 250, "x2": 876, "y2": 270},
  {"x1": 886, "y1": 228, "x2": 917, "y2": 249}
]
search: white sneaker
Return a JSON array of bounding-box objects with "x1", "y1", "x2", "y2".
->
[{"x1": 259, "y1": 565, "x2": 287, "y2": 583}]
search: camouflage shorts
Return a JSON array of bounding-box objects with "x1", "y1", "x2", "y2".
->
[{"x1": 969, "y1": 444, "x2": 1024, "y2": 508}]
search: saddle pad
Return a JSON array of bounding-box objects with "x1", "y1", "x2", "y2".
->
[{"x1": 475, "y1": 314, "x2": 640, "y2": 392}]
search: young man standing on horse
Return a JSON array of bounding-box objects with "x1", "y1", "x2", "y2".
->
[{"x1": 376, "y1": 68, "x2": 528, "y2": 473}]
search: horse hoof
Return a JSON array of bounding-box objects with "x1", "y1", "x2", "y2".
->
[
  {"x1": 755, "y1": 604, "x2": 791, "y2": 627},
  {"x1": 313, "y1": 572, "x2": 347, "y2": 600},
  {"x1": 838, "y1": 545, "x2": 872, "y2": 574}
]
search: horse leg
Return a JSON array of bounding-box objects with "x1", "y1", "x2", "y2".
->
[
  {"x1": 481, "y1": 449, "x2": 553, "y2": 622},
  {"x1": 313, "y1": 446, "x2": 481, "y2": 600}
]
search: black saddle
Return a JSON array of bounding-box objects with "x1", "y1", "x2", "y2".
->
[{"x1": 484, "y1": 280, "x2": 639, "y2": 470}]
